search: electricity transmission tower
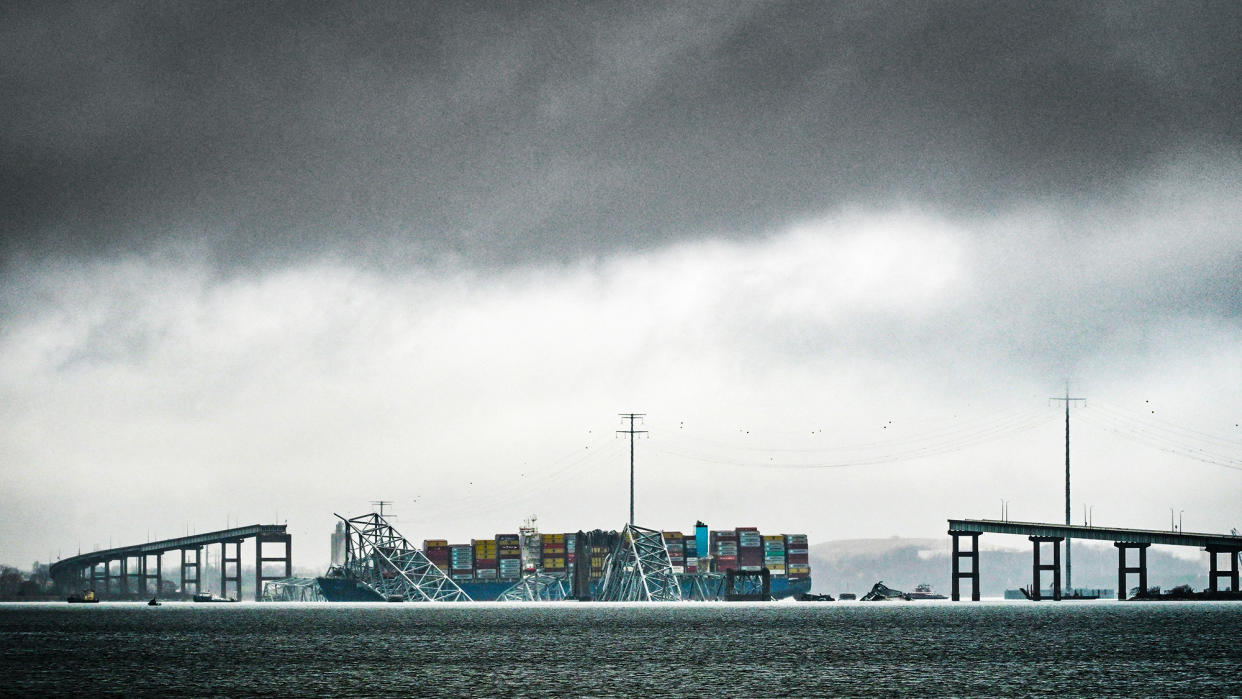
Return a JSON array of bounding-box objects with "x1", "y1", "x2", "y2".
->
[
  {"x1": 1051, "y1": 391, "x2": 1085, "y2": 591},
  {"x1": 617, "y1": 413, "x2": 647, "y2": 526}
]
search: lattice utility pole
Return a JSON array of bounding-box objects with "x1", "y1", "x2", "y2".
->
[
  {"x1": 1050, "y1": 392, "x2": 1085, "y2": 591},
  {"x1": 370, "y1": 500, "x2": 393, "y2": 518},
  {"x1": 617, "y1": 413, "x2": 647, "y2": 526}
]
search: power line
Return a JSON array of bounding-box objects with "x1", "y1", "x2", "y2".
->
[
  {"x1": 654, "y1": 411, "x2": 1055, "y2": 469},
  {"x1": 1076, "y1": 409, "x2": 1242, "y2": 470}
]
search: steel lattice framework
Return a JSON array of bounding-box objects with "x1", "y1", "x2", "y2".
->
[
  {"x1": 680, "y1": 572, "x2": 726, "y2": 601},
  {"x1": 496, "y1": 573, "x2": 570, "y2": 602},
  {"x1": 261, "y1": 577, "x2": 326, "y2": 602},
  {"x1": 597, "y1": 524, "x2": 683, "y2": 602},
  {"x1": 337, "y1": 512, "x2": 471, "y2": 602}
]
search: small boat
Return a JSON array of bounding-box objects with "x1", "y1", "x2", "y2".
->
[
  {"x1": 67, "y1": 590, "x2": 99, "y2": 604},
  {"x1": 906, "y1": 583, "x2": 947, "y2": 600},
  {"x1": 795, "y1": 593, "x2": 835, "y2": 602},
  {"x1": 147, "y1": 597, "x2": 161, "y2": 606},
  {"x1": 192, "y1": 592, "x2": 237, "y2": 603}
]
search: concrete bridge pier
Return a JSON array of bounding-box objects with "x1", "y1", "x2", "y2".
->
[
  {"x1": 949, "y1": 530, "x2": 981, "y2": 601},
  {"x1": 1207, "y1": 545, "x2": 1242, "y2": 593},
  {"x1": 221, "y1": 540, "x2": 243, "y2": 600},
  {"x1": 181, "y1": 547, "x2": 202, "y2": 596},
  {"x1": 1114, "y1": 542, "x2": 1149, "y2": 600},
  {"x1": 137, "y1": 553, "x2": 162, "y2": 596},
  {"x1": 1030, "y1": 536, "x2": 1063, "y2": 601},
  {"x1": 97, "y1": 561, "x2": 111, "y2": 593},
  {"x1": 255, "y1": 533, "x2": 293, "y2": 601}
]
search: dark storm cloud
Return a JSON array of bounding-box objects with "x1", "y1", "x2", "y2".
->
[{"x1": 2, "y1": 1, "x2": 1239, "y2": 269}]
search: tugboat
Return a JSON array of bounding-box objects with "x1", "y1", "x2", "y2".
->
[
  {"x1": 67, "y1": 590, "x2": 99, "y2": 604},
  {"x1": 192, "y1": 592, "x2": 237, "y2": 603},
  {"x1": 906, "y1": 583, "x2": 948, "y2": 600}
]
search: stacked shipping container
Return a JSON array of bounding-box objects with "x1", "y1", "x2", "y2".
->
[
  {"x1": 785, "y1": 534, "x2": 809, "y2": 578},
  {"x1": 473, "y1": 539, "x2": 498, "y2": 580},
  {"x1": 682, "y1": 535, "x2": 698, "y2": 574},
  {"x1": 737, "y1": 527, "x2": 763, "y2": 571},
  {"x1": 662, "y1": 532, "x2": 685, "y2": 574},
  {"x1": 449, "y1": 544, "x2": 474, "y2": 582},
  {"x1": 541, "y1": 533, "x2": 566, "y2": 573},
  {"x1": 710, "y1": 530, "x2": 739, "y2": 572},
  {"x1": 416, "y1": 525, "x2": 809, "y2": 586},
  {"x1": 496, "y1": 534, "x2": 521, "y2": 581},
  {"x1": 423, "y1": 539, "x2": 450, "y2": 574},
  {"x1": 762, "y1": 535, "x2": 786, "y2": 575}
]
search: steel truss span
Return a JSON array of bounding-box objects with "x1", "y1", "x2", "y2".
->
[
  {"x1": 497, "y1": 573, "x2": 570, "y2": 601},
  {"x1": 681, "y1": 572, "x2": 726, "y2": 601},
  {"x1": 597, "y1": 523, "x2": 683, "y2": 602},
  {"x1": 262, "y1": 577, "x2": 326, "y2": 602},
  {"x1": 336, "y1": 512, "x2": 471, "y2": 602}
]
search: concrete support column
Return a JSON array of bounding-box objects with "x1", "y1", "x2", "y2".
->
[
  {"x1": 948, "y1": 531, "x2": 981, "y2": 601},
  {"x1": 221, "y1": 540, "x2": 242, "y2": 601},
  {"x1": 1207, "y1": 545, "x2": 1242, "y2": 593},
  {"x1": 155, "y1": 554, "x2": 162, "y2": 596},
  {"x1": 180, "y1": 547, "x2": 203, "y2": 596},
  {"x1": 1030, "y1": 536, "x2": 1063, "y2": 601},
  {"x1": 120, "y1": 557, "x2": 129, "y2": 597},
  {"x1": 1114, "y1": 542, "x2": 1150, "y2": 600},
  {"x1": 255, "y1": 533, "x2": 293, "y2": 601}
]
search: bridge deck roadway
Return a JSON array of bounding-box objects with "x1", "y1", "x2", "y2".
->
[
  {"x1": 948, "y1": 519, "x2": 1242, "y2": 549},
  {"x1": 50, "y1": 524, "x2": 288, "y2": 578}
]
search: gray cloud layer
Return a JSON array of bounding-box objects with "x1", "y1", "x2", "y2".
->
[
  {"x1": 3, "y1": 2, "x2": 1241, "y2": 567},
  {"x1": 4, "y1": 1, "x2": 1240, "y2": 269}
]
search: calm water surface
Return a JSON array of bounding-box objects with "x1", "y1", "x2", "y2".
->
[{"x1": 2, "y1": 601, "x2": 1240, "y2": 696}]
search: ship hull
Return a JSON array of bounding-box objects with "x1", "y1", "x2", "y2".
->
[{"x1": 317, "y1": 574, "x2": 812, "y2": 602}]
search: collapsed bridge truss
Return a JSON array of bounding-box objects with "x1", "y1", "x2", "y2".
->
[
  {"x1": 596, "y1": 523, "x2": 683, "y2": 602},
  {"x1": 337, "y1": 512, "x2": 471, "y2": 602},
  {"x1": 497, "y1": 573, "x2": 570, "y2": 602}
]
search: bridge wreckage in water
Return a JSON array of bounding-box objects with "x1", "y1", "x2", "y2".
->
[{"x1": 264, "y1": 513, "x2": 806, "y2": 602}]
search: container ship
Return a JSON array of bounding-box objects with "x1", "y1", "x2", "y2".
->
[{"x1": 318, "y1": 519, "x2": 811, "y2": 602}]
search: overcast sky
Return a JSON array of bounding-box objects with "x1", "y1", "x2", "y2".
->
[{"x1": 2, "y1": 1, "x2": 1240, "y2": 571}]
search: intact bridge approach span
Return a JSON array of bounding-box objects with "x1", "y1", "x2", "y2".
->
[
  {"x1": 947, "y1": 518, "x2": 1242, "y2": 600},
  {"x1": 49, "y1": 524, "x2": 291, "y2": 600}
]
